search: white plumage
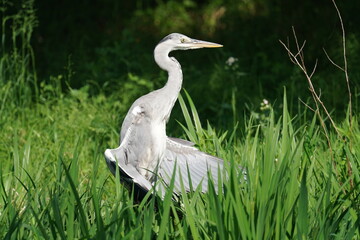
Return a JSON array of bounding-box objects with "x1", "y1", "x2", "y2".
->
[{"x1": 104, "y1": 33, "x2": 224, "y2": 200}]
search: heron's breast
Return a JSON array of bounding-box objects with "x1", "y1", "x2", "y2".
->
[
  {"x1": 136, "y1": 121, "x2": 167, "y2": 179},
  {"x1": 150, "y1": 121, "x2": 167, "y2": 158}
]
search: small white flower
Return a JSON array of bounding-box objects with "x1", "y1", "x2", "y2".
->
[
  {"x1": 226, "y1": 57, "x2": 238, "y2": 66},
  {"x1": 263, "y1": 99, "x2": 269, "y2": 105}
]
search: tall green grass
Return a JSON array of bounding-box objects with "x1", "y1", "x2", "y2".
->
[
  {"x1": 1, "y1": 1, "x2": 359, "y2": 239},
  {"x1": 1, "y1": 84, "x2": 359, "y2": 239},
  {"x1": 0, "y1": 0, "x2": 38, "y2": 110}
]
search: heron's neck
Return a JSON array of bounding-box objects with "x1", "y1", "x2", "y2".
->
[{"x1": 154, "y1": 45, "x2": 183, "y2": 98}]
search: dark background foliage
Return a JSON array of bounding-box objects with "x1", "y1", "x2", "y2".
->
[{"x1": 5, "y1": 0, "x2": 360, "y2": 129}]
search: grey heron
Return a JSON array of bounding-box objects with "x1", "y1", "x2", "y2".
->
[{"x1": 104, "y1": 33, "x2": 224, "y2": 200}]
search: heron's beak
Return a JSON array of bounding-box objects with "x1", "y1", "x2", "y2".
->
[{"x1": 190, "y1": 39, "x2": 223, "y2": 48}]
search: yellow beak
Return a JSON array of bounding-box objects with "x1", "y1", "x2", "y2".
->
[{"x1": 190, "y1": 39, "x2": 223, "y2": 48}]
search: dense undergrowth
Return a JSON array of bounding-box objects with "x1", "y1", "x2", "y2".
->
[{"x1": 1, "y1": 1, "x2": 359, "y2": 239}]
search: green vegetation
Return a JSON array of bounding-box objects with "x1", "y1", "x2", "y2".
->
[{"x1": 1, "y1": 0, "x2": 359, "y2": 239}]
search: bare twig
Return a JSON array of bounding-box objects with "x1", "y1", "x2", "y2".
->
[
  {"x1": 294, "y1": 40, "x2": 307, "y2": 59},
  {"x1": 292, "y1": 27, "x2": 306, "y2": 71},
  {"x1": 285, "y1": 37, "x2": 297, "y2": 65},
  {"x1": 331, "y1": 0, "x2": 352, "y2": 125},
  {"x1": 279, "y1": 38, "x2": 339, "y2": 136},
  {"x1": 323, "y1": 48, "x2": 344, "y2": 71},
  {"x1": 280, "y1": 0, "x2": 354, "y2": 190},
  {"x1": 309, "y1": 59, "x2": 318, "y2": 79},
  {"x1": 332, "y1": 0, "x2": 353, "y2": 188},
  {"x1": 280, "y1": 28, "x2": 341, "y2": 184},
  {"x1": 298, "y1": 98, "x2": 315, "y2": 112}
]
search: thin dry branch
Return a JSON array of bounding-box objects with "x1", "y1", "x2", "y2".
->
[
  {"x1": 279, "y1": 28, "x2": 341, "y2": 184},
  {"x1": 298, "y1": 98, "x2": 315, "y2": 112},
  {"x1": 280, "y1": 0, "x2": 354, "y2": 189},
  {"x1": 331, "y1": 0, "x2": 353, "y2": 188},
  {"x1": 331, "y1": 0, "x2": 352, "y2": 125},
  {"x1": 294, "y1": 41, "x2": 307, "y2": 59},
  {"x1": 292, "y1": 26, "x2": 306, "y2": 71},
  {"x1": 285, "y1": 37, "x2": 297, "y2": 65},
  {"x1": 279, "y1": 37, "x2": 340, "y2": 136},
  {"x1": 323, "y1": 48, "x2": 344, "y2": 71},
  {"x1": 309, "y1": 59, "x2": 318, "y2": 79}
]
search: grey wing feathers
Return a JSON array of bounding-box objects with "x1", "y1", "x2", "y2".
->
[
  {"x1": 167, "y1": 137, "x2": 195, "y2": 147},
  {"x1": 105, "y1": 115, "x2": 153, "y2": 193},
  {"x1": 158, "y1": 137, "x2": 224, "y2": 193},
  {"x1": 104, "y1": 148, "x2": 153, "y2": 192}
]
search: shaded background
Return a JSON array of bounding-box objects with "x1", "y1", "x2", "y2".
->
[{"x1": 7, "y1": 0, "x2": 360, "y2": 129}]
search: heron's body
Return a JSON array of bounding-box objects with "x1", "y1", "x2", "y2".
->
[{"x1": 105, "y1": 33, "x2": 224, "y2": 199}]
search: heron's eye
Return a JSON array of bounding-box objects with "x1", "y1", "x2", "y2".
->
[{"x1": 180, "y1": 38, "x2": 185, "y2": 43}]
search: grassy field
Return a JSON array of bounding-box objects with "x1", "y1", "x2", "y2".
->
[{"x1": 1, "y1": 2, "x2": 359, "y2": 239}]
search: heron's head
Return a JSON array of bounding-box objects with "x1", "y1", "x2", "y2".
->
[{"x1": 158, "y1": 33, "x2": 223, "y2": 51}]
